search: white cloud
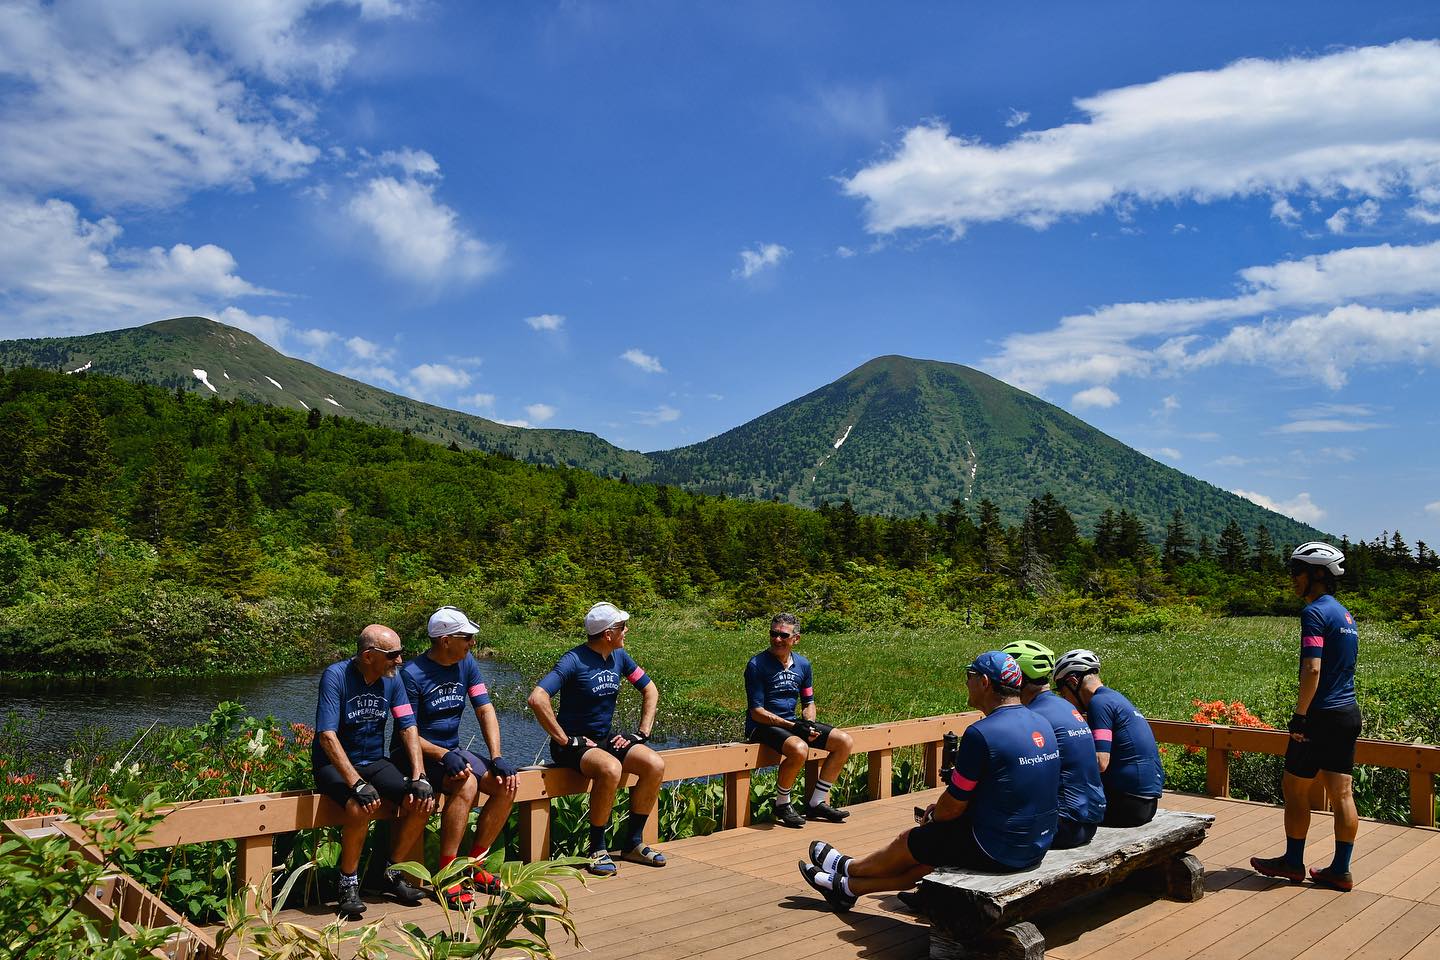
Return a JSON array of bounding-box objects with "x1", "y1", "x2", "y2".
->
[
  {"x1": 378, "y1": 148, "x2": 439, "y2": 178},
  {"x1": 1426, "y1": 500, "x2": 1440, "y2": 516},
  {"x1": 987, "y1": 240, "x2": 1440, "y2": 392},
  {"x1": 1154, "y1": 394, "x2": 1180, "y2": 417},
  {"x1": 524, "y1": 403, "x2": 556, "y2": 423},
  {"x1": 844, "y1": 41, "x2": 1440, "y2": 236},
  {"x1": 835, "y1": 245, "x2": 857, "y2": 258},
  {"x1": 459, "y1": 392, "x2": 495, "y2": 411},
  {"x1": 621, "y1": 348, "x2": 665, "y2": 374},
  {"x1": 492, "y1": 417, "x2": 530, "y2": 428},
  {"x1": 1003, "y1": 107, "x2": 1029, "y2": 128},
  {"x1": 1276, "y1": 418, "x2": 1382, "y2": 434},
  {"x1": 525, "y1": 313, "x2": 565, "y2": 331},
  {"x1": 810, "y1": 83, "x2": 891, "y2": 140},
  {"x1": 346, "y1": 175, "x2": 501, "y2": 286},
  {"x1": 0, "y1": 193, "x2": 284, "y2": 338},
  {"x1": 734, "y1": 243, "x2": 790, "y2": 279},
  {"x1": 635, "y1": 404, "x2": 681, "y2": 426},
  {"x1": 1211, "y1": 455, "x2": 1254, "y2": 467},
  {"x1": 295, "y1": 328, "x2": 338, "y2": 351},
  {"x1": 0, "y1": 1, "x2": 336, "y2": 207},
  {"x1": 1233, "y1": 489, "x2": 1327, "y2": 524},
  {"x1": 409, "y1": 363, "x2": 470, "y2": 391},
  {"x1": 1318, "y1": 446, "x2": 1358, "y2": 461},
  {"x1": 1326, "y1": 198, "x2": 1381, "y2": 234},
  {"x1": 345, "y1": 336, "x2": 389, "y2": 360},
  {"x1": 1071, "y1": 385, "x2": 1120, "y2": 409},
  {"x1": 1271, "y1": 197, "x2": 1302, "y2": 225},
  {"x1": 338, "y1": 363, "x2": 400, "y2": 387}
]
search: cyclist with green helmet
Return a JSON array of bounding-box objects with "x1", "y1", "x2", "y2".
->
[{"x1": 1005, "y1": 640, "x2": 1106, "y2": 848}]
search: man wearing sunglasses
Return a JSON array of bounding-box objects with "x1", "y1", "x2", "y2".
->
[
  {"x1": 528, "y1": 602, "x2": 666, "y2": 876},
  {"x1": 397, "y1": 606, "x2": 520, "y2": 907},
  {"x1": 1252, "y1": 542, "x2": 1361, "y2": 892},
  {"x1": 744, "y1": 613, "x2": 854, "y2": 828},
  {"x1": 313, "y1": 624, "x2": 435, "y2": 918}
]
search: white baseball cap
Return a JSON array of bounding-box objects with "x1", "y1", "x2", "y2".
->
[
  {"x1": 584, "y1": 602, "x2": 630, "y2": 635},
  {"x1": 428, "y1": 605, "x2": 481, "y2": 638}
]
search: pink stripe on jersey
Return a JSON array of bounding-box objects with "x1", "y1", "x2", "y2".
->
[
  {"x1": 1092, "y1": 728, "x2": 1113, "y2": 744},
  {"x1": 391, "y1": 703, "x2": 414, "y2": 718},
  {"x1": 627, "y1": 666, "x2": 645, "y2": 683},
  {"x1": 949, "y1": 769, "x2": 978, "y2": 792},
  {"x1": 801, "y1": 687, "x2": 814, "y2": 698},
  {"x1": 1302, "y1": 635, "x2": 1325, "y2": 649},
  {"x1": 468, "y1": 683, "x2": 487, "y2": 698}
]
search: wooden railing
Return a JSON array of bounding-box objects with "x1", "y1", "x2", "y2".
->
[
  {"x1": 6, "y1": 712, "x2": 1435, "y2": 916},
  {"x1": 1148, "y1": 719, "x2": 1440, "y2": 828}
]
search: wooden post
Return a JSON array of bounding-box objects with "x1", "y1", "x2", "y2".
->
[
  {"x1": 643, "y1": 808, "x2": 660, "y2": 846},
  {"x1": 1205, "y1": 748, "x2": 1230, "y2": 798},
  {"x1": 867, "y1": 748, "x2": 893, "y2": 801},
  {"x1": 518, "y1": 798, "x2": 550, "y2": 863},
  {"x1": 236, "y1": 835, "x2": 274, "y2": 910},
  {"x1": 723, "y1": 770, "x2": 751, "y2": 829},
  {"x1": 923, "y1": 740, "x2": 944, "y2": 787},
  {"x1": 804, "y1": 758, "x2": 821, "y2": 800},
  {"x1": 1411, "y1": 770, "x2": 1437, "y2": 828}
]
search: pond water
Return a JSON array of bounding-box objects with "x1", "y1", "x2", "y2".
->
[{"x1": 3, "y1": 658, "x2": 575, "y2": 767}]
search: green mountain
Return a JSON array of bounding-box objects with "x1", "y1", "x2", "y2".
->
[
  {"x1": 0, "y1": 321, "x2": 1325, "y2": 544},
  {"x1": 0, "y1": 317, "x2": 651, "y2": 477},
  {"x1": 648, "y1": 355, "x2": 1326, "y2": 546}
]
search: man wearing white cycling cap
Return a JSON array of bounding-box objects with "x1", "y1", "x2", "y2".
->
[{"x1": 527, "y1": 602, "x2": 666, "y2": 876}]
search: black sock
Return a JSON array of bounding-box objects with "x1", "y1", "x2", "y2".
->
[
  {"x1": 626, "y1": 813, "x2": 649, "y2": 850},
  {"x1": 588, "y1": 822, "x2": 608, "y2": 854}
]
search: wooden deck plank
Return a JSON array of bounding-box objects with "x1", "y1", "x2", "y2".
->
[
  {"x1": 1399, "y1": 921, "x2": 1440, "y2": 959},
  {"x1": 1357, "y1": 833, "x2": 1440, "y2": 896},
  {"x1": 1289, "y1": 896, "x2": 1415, "y2": 960},
  {"x1": 1347, "y1": 901, "x2": 1440, "y2": 960}
]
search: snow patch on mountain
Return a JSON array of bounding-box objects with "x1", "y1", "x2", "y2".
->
[
  {"x1": 325, "y1": 397, "x2": 342, "y2": 407},
  {"x1": 65, "y1": 360, "x2": 92, "y2": 375},
  {"x1": 833, "y1": 424, "x2": 853, "y2": 450},
  {"x1": 298, "y1": 398, "x2": 309, "y2": 410},
  {"x1": 265, "y1": 376, "x2": 283, "y2": 390},
  {"x1": 192, "y1": 368, "x2": 217, "y2": 393}
]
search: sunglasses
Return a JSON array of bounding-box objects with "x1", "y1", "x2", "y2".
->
[
  {"x1": 1287, "y1": 561, "x2": 1311, "y2": 577},
  {"x1": 368, "y1": 647, "x2": 404, "y2": 660},
  {"x1": 770, "y1": 630, "x2": 795, "y2": 640}
]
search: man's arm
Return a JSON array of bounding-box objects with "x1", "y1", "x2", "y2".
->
[
  {"x1": 401, "y1": 725, "x2": 425, "y2": 779},
  {"x1": 528, "y1": 685, "x2": 589, "y2": 746},
  {"x1": 476, "y1": 702, "x2": 503, "y2": 760},
  {"x1": 930, "y1": 789, "x2": 969, "y2": 823},
  {"x1": 749, "y1": 705, "x2": 803, "y2": 728},
  {"x1": 638, "y1": 679, "x2": 658, "y2": 736},
  {"x1": 317, "y1": 731, "x2": 363, "y2": 791}
]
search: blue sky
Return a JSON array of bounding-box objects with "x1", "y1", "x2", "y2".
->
[{"x1": 2, "y1": 0, "x2": 1439, "y2": 547}]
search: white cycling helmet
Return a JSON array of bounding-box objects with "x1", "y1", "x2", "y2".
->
[
  {"x1": 1053, "y1": 648, "x2": 1101, "y2": 684},
  {"x1": 1289, "y1": 541, "x2": 1344, "y2": 577}
]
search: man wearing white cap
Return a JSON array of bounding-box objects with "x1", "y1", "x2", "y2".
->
[
  {"x1": 395, "y1": 606, "x2": 519, "y2": 907},
  {"x1": 527, "y1": 601, "x2": 666, "y2": 876}
]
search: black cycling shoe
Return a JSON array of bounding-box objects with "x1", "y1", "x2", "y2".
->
[
  {"x1": 367, "y1": 868, "x2": 425, "y2": 906},
  {"x1": 336, "y1": 881, "x2": 366, "y2": 919},
  {"x1": 798, "y1": 861, "x2": 856, "y2": 911},
  {"x1": 775, "y1": 803, "x2": 806, "y2": 829},
  {"x1": 804, "y1": 801, "x2": 850, "y2": 823}
]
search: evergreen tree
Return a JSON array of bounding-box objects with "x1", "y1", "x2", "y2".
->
[
  {"x1": 976, "y1": 499, "x2": 1008, "y2": 573},
  {"x1": 23, "y1": 394, "x2": 117, "y2": 535},
  {"x1": 1115, "y1": 510, "x2": 1149, "y2": 561},
  {"x1": 1093, "y1": 509, "x2": 1120, "y2": 562},
  {"x1": 130, "y1": 439, "x2": 195, "y2": 552},
  {"x1": 1252, "y1": 524, "x2": 1276, "y2": 573},
  {"x1": 1218, "y1": 519, "x2": 1248, "y2": 573},
  {"x1": 0, "y1": 409, "x2": 34, "y2": 526},
  {"x1": 1162, "y1": 509, "x2": 1193, "y2": 571},
  {"x1": 1196, "y1": 534, "x2": 1214, "y2": 562},
  {"x1": 1016, "y1": 506, "x2": 1055, "y2": 595},
  {"x1": 195, "y1": 442, "x2": 261, "y2": 596}
]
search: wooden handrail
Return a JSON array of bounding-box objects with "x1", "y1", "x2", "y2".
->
[{"x1": 1147, "y1": 719, "x2": 1440, "y2": 828}]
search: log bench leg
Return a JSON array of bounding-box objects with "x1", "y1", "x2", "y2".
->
[
  {"x1": 1123, "y1": 852, "x2": 1205, "y2": 902},
  {"x1": 931, "y1": 921, "x2": 1045, "y2": 960}
]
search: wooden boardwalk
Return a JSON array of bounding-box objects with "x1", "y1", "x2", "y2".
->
[{"x1": 264, "y1": 789, "x2": 1440, "y2": 959}]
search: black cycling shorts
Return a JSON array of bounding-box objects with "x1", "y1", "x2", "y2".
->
[
  {"x1": 1051, "y1": 817, "x2": 1099, "y2": 850},
  {"x1": 1285, "y1": 703, "x2": 1362, "y2": 778},
  {"x1": 418, "y1": 748, "x2": 497, "y2": 794},
  {"x1": 748, "y1": 721, "x2": 833, "y2": 754},
  {"x1": 549, "y1": 733, "x2": 637, "y2": 772},
  {"x1": 906, "y1": 816, "x2": 1030, "y2": 872},
  {"x1": 313, "y1": 757, "x2": 410, "y2": 809},
  {"x1": 1102, "y1": 791, "x2": 1159, "y2": 828}
]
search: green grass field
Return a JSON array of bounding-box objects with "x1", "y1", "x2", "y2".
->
[{"x1": 485, "y1": 612, "x2": 1434, "y2": 743}]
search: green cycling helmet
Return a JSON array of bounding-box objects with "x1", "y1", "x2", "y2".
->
[{"x1": 1001, "y1": 640, "x2": 1056, "y2": 683}]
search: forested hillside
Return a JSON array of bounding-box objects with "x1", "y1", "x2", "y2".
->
[{"x1": 1, "y1": 368, "x2": 1435, "y2": 679}]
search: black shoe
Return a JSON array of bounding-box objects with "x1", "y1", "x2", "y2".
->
[
  {"x1": 368, "y1": 867, "x2": 425, "y2": 906},
  {"x1": 804, "y1": 801, "x2": 849, "y2": 823},
  {"x1": 336, "y1": 881, "x2": 366, "y2": 919},
  {"x1": 798, "y1": 861, "x2": 856, "y2": 911},
  {"x1": 775, "y1": 803, "x2": 806, "y2": 828}
]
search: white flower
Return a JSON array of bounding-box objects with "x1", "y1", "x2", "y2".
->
[{"x1": 246, "y1": 728, "x2": 270, "y2": 758}]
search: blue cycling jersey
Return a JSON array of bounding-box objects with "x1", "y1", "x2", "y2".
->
[
  {"x1": 743, "y1": 651, "x2": 815, "y2": 738},
  {"x1": 313, "y1": 659, "x2": 415, "y2": 767},
  {"x1": 1301, "y1": 594, "x2": 1359, "y2": 711},
  {"x1": 537, "y1": 644, "x2": 651, "y2": 740},
  {"x1": 396, "y1": 652, "x2": 492, "y2": 752},
  {"x1": 1086, "y1": 686, "x2": 1164, "y2": 798},
  {"x1": 1027, "y1": 690, "x2": 1106, "y2": 826},
  {"x1": 945, "y1": 704, "x2": 1060, "y2": 868}
]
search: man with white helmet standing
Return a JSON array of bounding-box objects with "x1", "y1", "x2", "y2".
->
[
  {"x1": 1054, "y1": 648, "x2": 1164, "y2": 827},
  {"x1": 1252, "y1": 542, "x2": 1361, "y2": 892}
]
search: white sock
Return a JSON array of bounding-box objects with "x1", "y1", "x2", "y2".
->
[
  {"x1": 777, "y1": 786, "x2": 792, "y2": 807},
  {"x1": 809, "y1": 779, "x2": 833, "y2": 807},
  {"x1": 819, "y1": 847, "x2": 846, "y2": 873}
]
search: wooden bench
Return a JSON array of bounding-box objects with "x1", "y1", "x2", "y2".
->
[{"x1": 908, "y1": 808, "x2": 1215, "y2": 959}]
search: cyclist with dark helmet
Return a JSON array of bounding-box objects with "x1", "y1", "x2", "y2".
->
[
  {"x1": 1054, "y1": 648, "x2": 1164, "y2": 827},
  {"x1": 1005, "y1": 640, "x2": 1106, "y2": 848},
  {"x1": 1252, "y1": 542, "x2": 1360, "y2": 892}
]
